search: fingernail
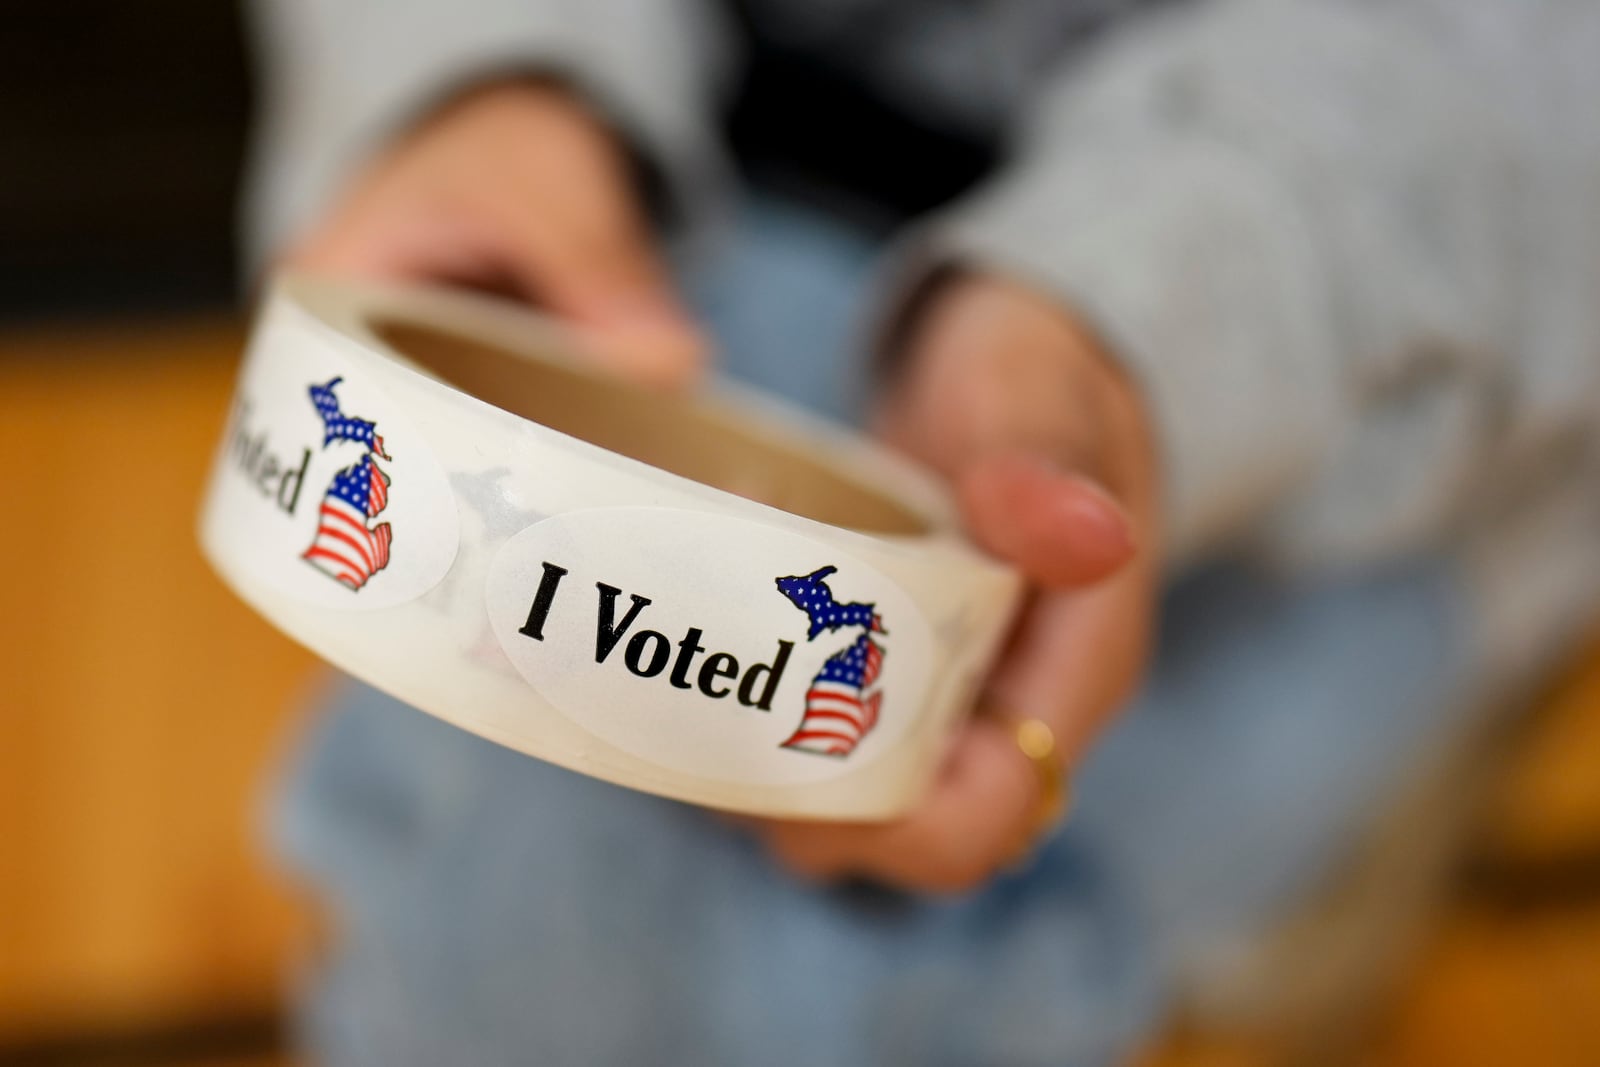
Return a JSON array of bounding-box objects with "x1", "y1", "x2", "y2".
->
[
  {"x1": 1061, "y1": 475, "x2": 1136, "y2": 555},
  {"x1": 1011, "y1": 455, "x2": 1137, "y2": 556}
]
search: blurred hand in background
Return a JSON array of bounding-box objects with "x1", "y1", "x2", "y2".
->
[{"x1": 287, "y1": 81, "x2": 706, "y2": 387}]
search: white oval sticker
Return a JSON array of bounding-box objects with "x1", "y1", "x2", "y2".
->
[
  {"x1": 485, "y1": 508, "x2": 934, "y2": 785},
  {"x1": 203, "y1": 307, "x2": 459, "y2": 610}
]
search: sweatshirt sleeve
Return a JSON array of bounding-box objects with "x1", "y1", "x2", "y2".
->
[
  {"x1": 242, "y1": 0, "x2": 733, "y2": 264},
  {"x1": 902, "y1": 0, "x2": 1600, "y2": 570}
]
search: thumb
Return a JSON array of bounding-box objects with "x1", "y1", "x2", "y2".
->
[
  {"x1": 956, "y1": 451, "x2": 1136, "y2": 588},
  {"x1": 508, "y1": 205, "x2": 707, "y2": 388}
]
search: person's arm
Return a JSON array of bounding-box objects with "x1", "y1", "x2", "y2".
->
[
  {"x1": 896, "y1": 0, "x2": 1600, "y2": 570},
  {"x1": 244, "y1": 0, "x2": 732, "y2": 381},
  {"x1": 246, "y1": 0, "x2": 731, "y2": 258}
]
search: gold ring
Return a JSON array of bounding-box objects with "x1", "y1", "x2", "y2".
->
[
  {"x1": 1012, "y1": 717, "x2": 1072, "y2": 835},
  {"x1": 983, "y1": 712, "x2": 1072, "y2": 867}
]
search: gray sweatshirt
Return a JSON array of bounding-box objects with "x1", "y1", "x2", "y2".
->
[{"x1": 247, "y1": 0, "x2": 1600, "y2": 681}]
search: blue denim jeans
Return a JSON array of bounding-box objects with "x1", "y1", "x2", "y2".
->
[{"x1": 271, "y1": 198, "x2": 1471, "y2": 1067}]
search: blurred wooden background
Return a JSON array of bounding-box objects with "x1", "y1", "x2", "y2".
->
[
  {"x1": 0, "y1": 322, "x2": 315, "y2": 1058},
  {"x1": 2, "y1": 319, "x2": 1599, "y2": 1066}
]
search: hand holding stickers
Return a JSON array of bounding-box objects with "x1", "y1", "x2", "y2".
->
[{"x1": 201, "y1": 275, "x2": 1020, "y2": 819}]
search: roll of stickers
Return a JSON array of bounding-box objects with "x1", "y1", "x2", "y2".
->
[{"x1": 199, "y1": 275, "x2": 1022, "y2": 819}]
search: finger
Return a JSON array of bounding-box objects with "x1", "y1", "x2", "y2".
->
[
  {"x1": 287, "y1": 178, "x2": 708, "y2": 389},
  {"x1": 766, "y1": 718, "x2": 1038, "y2": 893},
  {"x1": 286, "y1": 206, "x2": 503, "y2": 286},
  {"x1": 862, "y1": 718, "x2": 1039, "y2": 890},
  {"x1": 984, "y1": 562, "x2": 1155, "y2": 765},
  {"x1": 955, "y1": 451, "x2": 1136, "y2": 589},
  {"x1": 493, "y1": 183, "x2": 708, "y2": 388}
]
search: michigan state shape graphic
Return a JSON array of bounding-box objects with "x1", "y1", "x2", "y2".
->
[
  {"x1": 301, "y1": 377, "x2": 394, "y2": 590},
  {"x1": 775, "y1": 566, "x2": 887, "y2": 757}
]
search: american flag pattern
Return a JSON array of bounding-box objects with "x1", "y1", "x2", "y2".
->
[
  {"x1": 775, "y1": 565, "x2": 885, "y2": 639},
  {"x1": 776, "y1": 567, "x2": 888, "y2": 758},
  {"x1": 309, "y1": 377, "x2": 389, "y2": 458},
  {"x1": 301, "y1": 378, "x2": 394, "y2": 591},
  {"x1": 782, "y1": 633, "x2": 885, "y2": 756}
]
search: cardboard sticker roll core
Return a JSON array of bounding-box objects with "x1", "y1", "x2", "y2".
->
[{"x1": 199, "y1": 274, "x2": 1022, "y2": 819}]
